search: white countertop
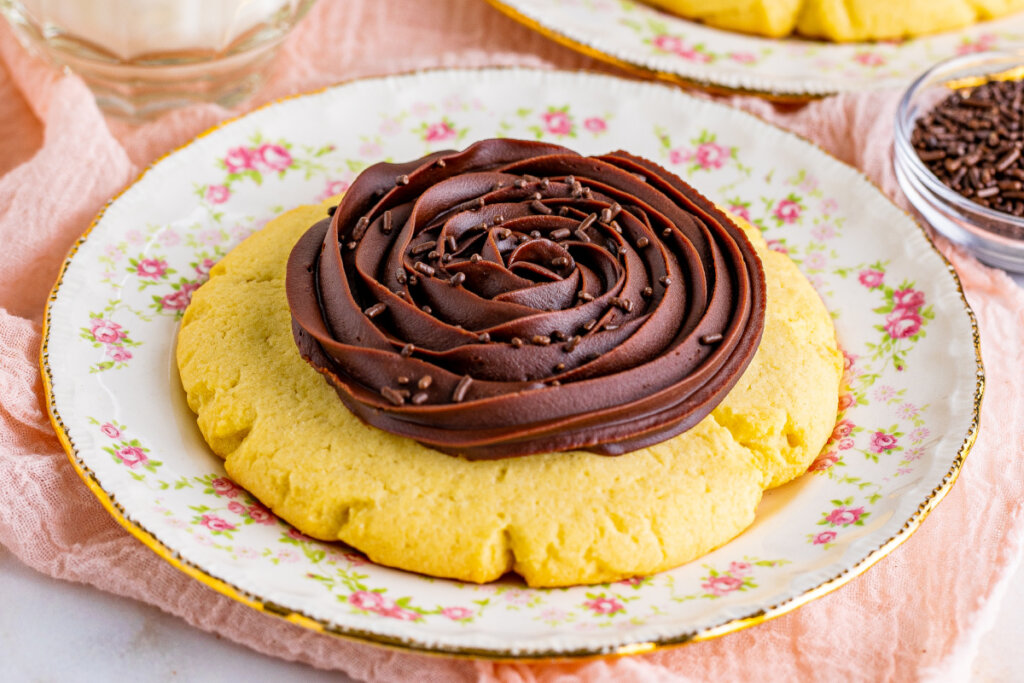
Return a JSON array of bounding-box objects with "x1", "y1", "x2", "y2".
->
[{"x1": 0, "y1": 542, "x2": 1021, "y2": 682}]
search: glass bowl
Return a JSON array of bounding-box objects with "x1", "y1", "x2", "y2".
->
[
  {"x1": 894, "y1": 49, "x2": 1024, "y2": 273},
  {"x1": 0, "y1": 0, "x2": 318, "y2": 121}
]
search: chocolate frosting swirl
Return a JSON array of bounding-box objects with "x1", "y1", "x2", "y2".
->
[{"x1": 286, "y1": 139, "x2": 765, "y2": 459}]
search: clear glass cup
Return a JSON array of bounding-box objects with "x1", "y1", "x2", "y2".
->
[
  {"x1": 0, "y1": 0, "x2": 317, "y2": 121},
  {"x1": 894, "y1": 50, "x2": 1024, "y2": 273}
]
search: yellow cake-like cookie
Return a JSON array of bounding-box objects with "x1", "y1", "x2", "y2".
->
[
  {"x1": 642, "y1": 0, "x2": 1024, "y2": 41},
  {"x1": 176, "y1": 199, "x2": 842, "y2": 588}
]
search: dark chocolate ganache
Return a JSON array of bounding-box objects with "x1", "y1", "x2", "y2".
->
[{"x1": 286, "y1": 138, "x2": 766, "y2": 459}]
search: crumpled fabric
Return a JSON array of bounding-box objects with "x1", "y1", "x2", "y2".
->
[{"x1": 0, "y1": 1, "x2": 1022, "y2": 680}]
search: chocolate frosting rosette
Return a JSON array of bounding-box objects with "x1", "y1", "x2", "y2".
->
[{"x1": 286, "y1": 139, "x2": 766, "y2": 459}]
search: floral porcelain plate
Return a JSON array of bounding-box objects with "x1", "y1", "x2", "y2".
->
[
  {"x1": 42, "y1": 68, "x2": 981, "y2": 658},
  {"x1": 487, "y1": 0, "x2": 1024, "y2": 97}
]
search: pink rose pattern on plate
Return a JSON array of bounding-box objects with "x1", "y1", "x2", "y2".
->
[
  {"x1": 80, "y1": 315, "x2": 140, "y2": 373},
  {"x1": 671, "y1": 558, "x2": 789, "y2": 602},
  {"x1": 88, "y1": 417, "x2": 162, "y2": 474},
  {"x1": 211, "y1": 135, "x2": 330, "y2": 190},
  {"x1": 516, "y1": 105, "x2": 613, "y2": 141},
  {"x1": 628, "y1": 13, "x2": 761, "y2": 67},
  {"x1": 73, "y1": 94, "x2": 955, "y2": 628},
  {"x1": 656, "y1": 126, "x2": 749, "y2": 176}
]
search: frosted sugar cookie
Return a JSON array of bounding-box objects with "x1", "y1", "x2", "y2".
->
[{"x1": 177, "y1": 139, "x2": 842, "y2": 587}]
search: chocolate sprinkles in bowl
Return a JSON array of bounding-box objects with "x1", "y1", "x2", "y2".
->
[
  {"x1": 894, "y1": 51, "x2": 1024, "y2": 272},
  {"x1": 911, "y1": 78, "x2": 1024, "y2": 218},
  {"x1": 286, "y1": 138, "x2": 766, "y2": 459}
]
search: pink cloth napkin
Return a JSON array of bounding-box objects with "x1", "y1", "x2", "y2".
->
[{"x1": 1, "y1": 1, "x2": 1023, "y2": 680}]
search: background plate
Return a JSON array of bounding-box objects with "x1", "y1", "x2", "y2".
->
[
  {"x1": 42, "y1": 68, "x2": 981, "y2": 658},
  {"x1": 489, "y1": 0, "x2": 1024, "y2": 97}
]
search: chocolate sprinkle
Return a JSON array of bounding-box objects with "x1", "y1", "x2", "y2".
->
[
  {"x1": 396, "y1": 174, "x2": 410, "y2": 186},
  {"x1": 414, "y1": 262, "x2": 435, "y2": 276},
  {"x1": 412, "y1": 392, "x2": 429, "y2": 405},
  {"x1": 450, "y1": 272, "x2": 467, "y2": 287},
  {"x1": 532, "y1": 335, "x2": 551, "y2": 346},
  {"x1": 600, "y1": 207, "x2": 613, "y2": 223},
  {"x1": 611, "y1": 297, "x2": 633, "y2": 312},
  {"x1": 550, "y1": 228, "x2": 572, "y2": 240},
  {"x1": 530, "y1": 200, "x2": 552, "y2": 215},
  {"x1": 400, "y1": 343, "x2": 414, "y2": 358},
  {"x1": 418, "y1": 375, "x2": 433, "y2": 389},
  {"x1": 700, "y1": 333, "x2": 724, "y2": 345},
  {"x1": 578, "y1": 213, "x2": 597, "y2": 232},
  {"x1": 382, "y1": 210, "x2": 393, "y2": 234},
  {"x1": 363, "y1": 302, "x2": 387, "y2": 318},
  {"x1": 411, "y1": 241, "x2": 434, "y2": 255},
  {"x1": 381, "y1": 386, "x2": 405, "y2": 406},
  {"x1": 452, "y1": 375, "x2": 473, "y2": 403},
  {"x1": 352, "y1": 216, "x2": 369, "y2": 240}
]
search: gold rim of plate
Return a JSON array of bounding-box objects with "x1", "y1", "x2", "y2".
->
[{"x1": 39, "y1": 66, "x2": 984, "y2": 661}]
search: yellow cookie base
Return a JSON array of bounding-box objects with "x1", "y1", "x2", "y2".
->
[
  {"x1": 642, "y1": 0, "x2": 1024, "y2": 42},
  {"x1": 176, "y1": 199, "x2": 842, "y2": 588}
]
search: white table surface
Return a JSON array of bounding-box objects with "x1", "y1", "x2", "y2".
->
[{"x1": 0, "y1": 541, "x2": 1020, "y2": 682}]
